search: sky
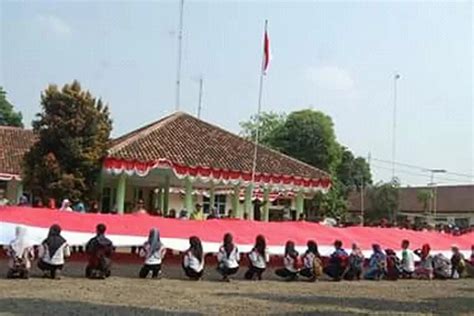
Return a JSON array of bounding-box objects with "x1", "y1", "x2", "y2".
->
[{"x1": 1, "y1": 0, "x2": 472, "y2": 186}]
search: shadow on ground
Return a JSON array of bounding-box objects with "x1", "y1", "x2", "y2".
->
[
  {"x1": 216, "y1": 292, "x2": 474, "y2": 314},
  {"x1": 0, "y1": 298, "x2": 200, "y2": 316}
]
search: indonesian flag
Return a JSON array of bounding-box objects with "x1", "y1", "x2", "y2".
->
[{"x1": 262, "y1": 22, "x2": 271, "y2": 75}]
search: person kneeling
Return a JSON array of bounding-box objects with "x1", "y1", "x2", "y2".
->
[
  {"x1": 275, "y1": 241, "x2": 300, "y2": 281},
  {"x1": 85, "y1": 223, "x2": 114, "y2": 279},
  {"x1": 183, "y1": 236, "x2": 204, "y2": 280},
  {"x1": 217, "y1": 233, "x2": 240, "y2": 282},
  {"x1": 7, "y1": 226, "x2": 34, "y2": 279},
  {"x1": 299, "y1": 240, "x2": 322, "y2": 282},
  {"x1": 324, "y1": 240, "x2": 349, "y2": 281},
  {"x1": 244, "y1": 235, "x2": 269, "y2": 281},
  {"x1": 139, "y1": 228, "x2": 166, "y2": 279},
  {"x1": 37, "y1": 224, "x2": 70, "y2": 279}
]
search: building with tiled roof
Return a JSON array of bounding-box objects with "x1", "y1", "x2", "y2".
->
[
  {"x1": 102, "y1": 112, "x2": 331, "y2": 219},
  {"x1": 0, "y1": 126, "x2": 36, "y2": 203}
]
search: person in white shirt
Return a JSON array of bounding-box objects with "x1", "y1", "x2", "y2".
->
[
  {"x1": 182, "y1": 236, "x2": 204, "y2": 280},
  {"x1": 38, "y1": 224, "x2": 70, "y2": 279},
  {"x1": 244, "y1": 235, "x2": 269, "y2": 281},
  {"x1": 7, "y1": 226, "x2": 34, "y2": 279},
  {"x1": 400, "y1": 239, "x2": 415, "y2": 278},
  {"x1": 139, "y1": 228, "x2": 166, "y2": 278},
  {"x1": 275, "y1": 240, "x2": 300, "y2": 281},
  {"x1": 299, "y1": 240, "x2": 322, "y2": 282},
  {"x1": 217, "y1": 233, "x2": 240, "y2": 282}
]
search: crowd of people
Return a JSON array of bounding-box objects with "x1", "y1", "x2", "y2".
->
[{"x1": 5, "y1": 223, "x2": 474, "y2": 282}]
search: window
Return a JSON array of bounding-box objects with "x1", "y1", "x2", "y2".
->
[{"x1": 203, "y1": 194, "x2": 226, "y2": 215}]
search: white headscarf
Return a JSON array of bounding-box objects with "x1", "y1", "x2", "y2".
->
[
  {"x1": 60, "y1": 199, "x2": 72, "y2": 211},
  {"x1": 10, "y1": 226, "x2": 32, "y2": 256}
]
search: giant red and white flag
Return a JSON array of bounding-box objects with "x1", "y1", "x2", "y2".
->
[{"x1": 262, "y1": 24, "x2": 271, "y2": 75}]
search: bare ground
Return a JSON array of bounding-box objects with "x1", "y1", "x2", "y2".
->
[{"x1": 0, "y1": 259, "x2": 473, "y2": 315}]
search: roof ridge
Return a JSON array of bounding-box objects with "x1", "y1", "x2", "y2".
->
[
  {"x1": 0, "y1": 126, "x2": 33, "y2": 132},
  {"x1": 109, "y1": 111, "x2": 186, "y2": 154},
  {"x1": 182, "y1": 114, "x2": 330, "y2": 177}
]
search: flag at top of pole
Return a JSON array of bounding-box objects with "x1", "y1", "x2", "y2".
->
[{"x1": 262, "y1": 20, "x2": 271, "y2": 75}]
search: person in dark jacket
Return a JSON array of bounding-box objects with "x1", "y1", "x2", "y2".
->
[{"x1": 85, "y1": 223, "x2": 114, "y2": 279}]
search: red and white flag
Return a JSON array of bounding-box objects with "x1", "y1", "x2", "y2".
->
[{"x1": 262, "y1": 22, "x2": 271, "y2": 75}]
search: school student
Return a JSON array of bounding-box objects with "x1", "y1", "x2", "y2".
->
[
  {"x1": 324, "y1": 240, "x2": 349, "y2": 281},
  {"x1": 6, "y1": 226, "x2": 34, "y2": 279},
  {"x1": 217, "y1": 233, "x2": 240, "y2": 282},
  {"x1": 37, "y1": 224, "x2": 71, "y2": 279},
  {"x1": 275, "y1": 241, "x2": 300, "y2": 281},
  {"x1": 183, "y1": 236, "x2": 204, "y2": 280},
  {"x1": 299, "y1": 240, "x2": 322, "y2": 282},
  {"x1": 139, "y1": 228, "x2": 166, "y2": 278},
  {"x1": 343, "y1": 243, "x2": 364, "y2": 281},
  {"x1": 414, "y1": 244, "x2": 434, "y2": 280},
  {"x1": 85, "y1": 223, "x2": 114, "y2": 279},
  {"x1": 364, "y1": 244, "x2": 387, "y2": 280},
  {"x1": 244, "y1": 235, "x2": 269, "y2": 281},
  {"x1": 400, "y1": 239, "x2": 415, "y2": 278}
]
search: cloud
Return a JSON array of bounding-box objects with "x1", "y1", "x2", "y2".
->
[
  {"x1": 37, "y1": 14, "x2": 72, "y2": 36},
  {"x1": 307, "y1": 65, "x2": 355, "y2": 91}
]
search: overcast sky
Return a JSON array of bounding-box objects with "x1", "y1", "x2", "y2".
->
[{"x1": 1, "y1": 1, "x2": 472, "y2": 186}]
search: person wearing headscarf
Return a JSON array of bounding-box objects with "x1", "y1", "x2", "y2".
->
[
  {"x1": 364, "y1": 244, "x2": 387, "y2": 280},
  {"x1": 7, "y1": 226, "x2": 34, "y2": 279},
  {"x1": 275, "y1": 241, "x2": 300, "y2": 281},
  {"x1": 37, "y1": 224, "x2": 70, "y2": 279},
  {"x1": 139, "y1": 228, "x2": 166, "y2": 278},
  {"x1": 414, "y1": 243, "x2": 434, "y2": 279},
  {"x1": 450, "y1": 246, "x2": 466, "y2": 279},
  {"x1": 324, "y1": 240, "x2": 349, "y2": 281},
  {"x1": 343, "y1": 243, "x2": 365, "y2": 281},
  {"x1": 385, "y1": 249, "x2": 401, "y2": 280},
  {"x1": 59, "y1": 199, "x2": 73, "y2": 211},
  {"x1": 85, "y1": 223, "x2": 114, "y2": 279},
  {"x1": 244, "y1": 235, "x2": 269, "y2": 281},
  {"x1": 299, "y1": 240, "x2": 322, "y2": 282},
  {"x1": 217, "y1": 233, "x2": 240, "y2": 282},
  {"x1": 432, "y1": 253, "x2": 452, "y2": 279},
  {"x1": 182, "y1": 236, "x2": 204, "y2": 280}
]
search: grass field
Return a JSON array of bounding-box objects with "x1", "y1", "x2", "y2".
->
[{"x1": 0, "y1": 259, "x2": 473, "y2": 315}]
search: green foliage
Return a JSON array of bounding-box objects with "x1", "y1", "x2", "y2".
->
[
  {"x1": 336, "y1": 147, "x2": 372, "y2": 197},
  {"x1": 417, "y1": 189, "x2": 433, "y2": 213},
  {"x1": 312, "y1": 181, "x2": 348, "y2": 219},
  {"x1": 367, "y1": 181, "x2": 400, "y2": 222},
  {"x1": 22, "y1": 81, "x2": 112, "y2": 203},
  {"x1": 239, "y1": 111, "x2": 286, "y2": 146},
  {"x1": 0, "y1": 87, "x2": 23, "y2": 127}
]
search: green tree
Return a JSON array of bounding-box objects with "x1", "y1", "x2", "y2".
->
[
  {"x1": 0, "y1": 87, "x2": 23, "y2": 127},
  {"x1": 23, "y1": 81, "x2": 112, "y2": 203},
  {"x1": 336, "y1": 147, "x2": 372, "y2": 197},
  {"x1": 367, "y1": 181, "x2": 400, "y2": 222},
  {"x1": 239, "y1": 111, "x2": 286, "y2": 146},
  {"x1": 417, "y1": 189, "x2": 433, "y2": 214}
]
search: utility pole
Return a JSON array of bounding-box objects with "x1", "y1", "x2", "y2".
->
[
  {"x1": 391, "y1": 73, "x2": 400, "y2": 182},
  {"x1": 426, "y1": 169, "x2": 446, "y2": 219},
  {"x1": 175, "y1": 0, "x2": 185, "y2": 111},
  {"x1": 197, "y1": 77, "x2": 203, "y2": 119}
]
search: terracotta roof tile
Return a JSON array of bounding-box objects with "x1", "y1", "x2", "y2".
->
[
  {"x1": 0, "y1": 126, "x2": 36, "y2": 176},
  {"x1": 109, "y1": 112, "x2": 329, "y2": 180}
]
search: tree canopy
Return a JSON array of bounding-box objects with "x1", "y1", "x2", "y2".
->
[
  {"x1": 22, "y1": 81, "x2": 112, "y2": 203},
  {"x1": 0, "y1": 87, "x2": 23, "y2": 127},
  {"x1": 337, "y1": 147, "x2": 372, "y2": 197},
  {"x1": 239, "y1": 111, "x2": 286, "y2": 146},
  {"x1": 367, "y1": 181, "x2": 400, "y2": 222}
]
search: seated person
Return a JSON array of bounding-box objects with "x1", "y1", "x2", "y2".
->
[
  {"x1": 364, "y1": 244, "x2": 387, "y2": 280},
  {"x1": 433, "y1": 253, "x2": 452, "y2": 279},
  {"x1": 37, "y1": 224, "x2": 70, "y2": 279},
  {"x1": 385, "y1": 248, "x2": 401, "y2": 280},
  {"x1": 216, "y1": 233, "x2": 240, "y2": 282},
  {"x1": 299, "y1": 240, "x2": 322, "y2": 282},
  {"x1": 343, "y1": 243, "x2": 364, "y2": 281},
  {"x1": 244, "y1": 235, "x2": 269, "y2": 281},
  {"x1": 85, "y1": 223, "x2": 114, "y2": 279},
  {"x1": 450, "y1": 246, "x2": 465, "y2": 279},
  {"x1": 324, "y1": 240, "x2": 349, "y2": 281},
  {"x1": 6, "y1": 226, "x2": 34, "y2": 279},
  {"x1": 139, "y1": 228, "x2": 166, "y2": 279},
  {"x1": 182, "y1": 236, "x2": 204, "y2": 280},
  {"x1": 414, "y1": 244, "x2": 434, "y2": 280},
  {"x1": 275, "y1": 241, "x2": 300, "y2": 281},
  {"x1": 400, "y1": 239, "x2": 415, "y2": 279}
]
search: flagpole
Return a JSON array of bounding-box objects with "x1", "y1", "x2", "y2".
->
[
  {"x1": 251, "y1": 20, "x2": 268, "y2": 185},
  {"x1": 175, "y1": 0, "x2": 184, "y2": 111}
]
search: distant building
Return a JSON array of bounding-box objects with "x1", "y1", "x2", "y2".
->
[{"x1": 347, "y1": 185, "x2": 474, "y2": 227}]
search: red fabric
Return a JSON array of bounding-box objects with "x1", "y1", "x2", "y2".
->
[
  {"x1": 263, "y1": 30, "x2": 270, "y2": 74},
  {"x1": 1, "y1": 207, "x2": 472, "y2": 251}
]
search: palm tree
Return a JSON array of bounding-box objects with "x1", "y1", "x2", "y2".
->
[{"x1": 417, "y1": 189, "x2": 433, "y2": 214}]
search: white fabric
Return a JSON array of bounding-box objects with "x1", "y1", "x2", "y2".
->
[
  {"x1": 284, "y1": 255, "x2": 298, "y2": 272},
  {"x1": 303, "y1": 252, "x2": 316, "y2": 269},
  {"x1": 140, "y1": 242, "x2": 166, "y2": 265},
  {"x1": 248, "y1": 248, "x2": 269, "y2": 269},
  {"x1": 39, "y1": 243, "x2": 71, "y2": 265},
  {"x1": 401, "y1": 248, "x2": 416, "y2": 272},
  {"x1": 10, "y1": 226, "x2": 32, "y2": 256},
  {"x1": 183, "y1": 251, "x2": 204, "y2": 272},
  {"x1": 217, "y1": 246, "x2": 240, "y2": 269}
]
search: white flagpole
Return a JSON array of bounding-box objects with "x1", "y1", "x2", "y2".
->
[
  {"x1": 251, "y1": 20, "x2": 268, "y2": 184},
  {"x1": 175, "y1": 0, "x2": 185, "y2": 111}
]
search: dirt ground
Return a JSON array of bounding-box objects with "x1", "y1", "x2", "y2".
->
[{"x1": 0, "y1": 259, "x2": 473, "y2": 316}]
